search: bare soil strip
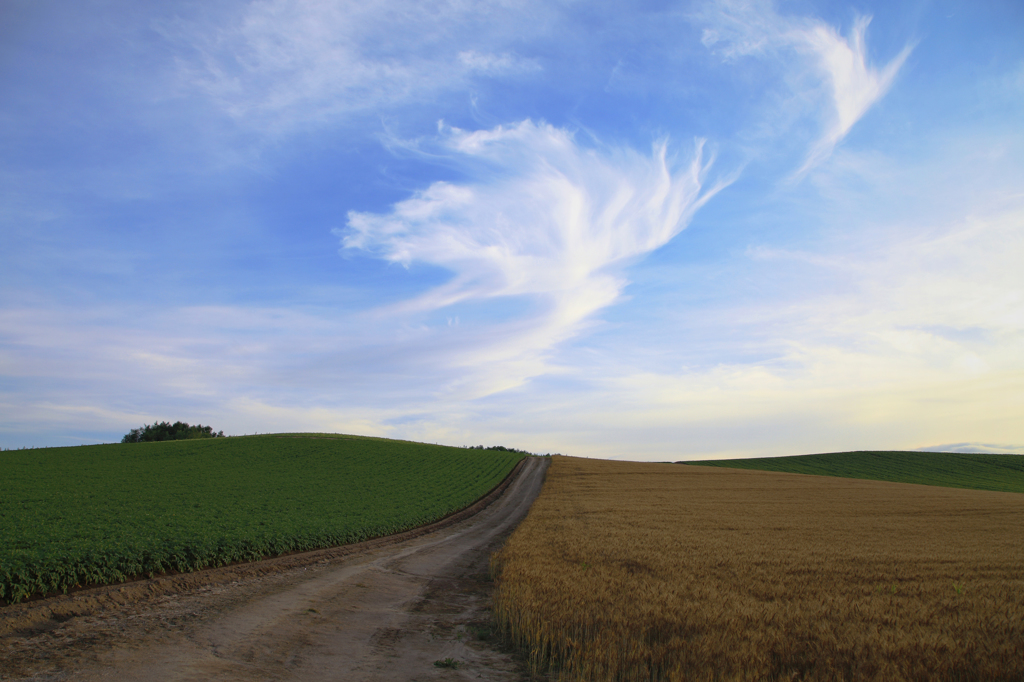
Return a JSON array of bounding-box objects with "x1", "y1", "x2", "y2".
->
[{"x1": 1, "y1": 457, "x2": 548, "y2": 681}]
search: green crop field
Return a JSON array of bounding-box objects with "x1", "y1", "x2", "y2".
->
[
  {"x1": 684, "y1": 450, "x2": 1024, "y2": 493},
  {"x1": 1, "y1": 434, "x2": 525, "y2": 604}
]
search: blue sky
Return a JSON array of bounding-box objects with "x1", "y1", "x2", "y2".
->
[{"x1": 2, "y1": 0, "x2": 1022, "y2": 459}]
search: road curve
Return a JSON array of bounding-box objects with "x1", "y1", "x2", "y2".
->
[{"x1": 0, "y1": 456, "x2": 549, "y2": 681}]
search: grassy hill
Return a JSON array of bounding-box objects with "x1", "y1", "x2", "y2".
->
[
  {"x1": 683, "y1": 451, "x2": 1024, "y2": 493},
  {"x1": 1, "y1": 434, "x2": 525, "y2": 604}
]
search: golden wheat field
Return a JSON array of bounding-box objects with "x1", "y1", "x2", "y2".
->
[{"x1": 492, "y1": 456, "x2": 1024, "y2": 681}]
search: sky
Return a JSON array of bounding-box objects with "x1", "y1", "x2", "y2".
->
[{"x1": 1, "y1": 0, "x2": 1022, "y2": 460}]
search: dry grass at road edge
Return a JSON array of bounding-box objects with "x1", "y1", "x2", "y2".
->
[{"x1": 492, "y1": 456, "x2": 1024, "y2": 681}]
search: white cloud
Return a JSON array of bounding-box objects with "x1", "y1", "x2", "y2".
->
[
  {"x1": 458, "y1": 50, "x2": 541, "y2": 75},
  {"x1": 340, "y1": 120, "x2": 731, "y2": 396},
  {"x1": 917, "y1": 443, "x2": 1024, "y2": 455},
  {"x1": 559, "y1": 202, "x2": 1024, "y2": 460},
  {"x1": 3, "y1": 202, "x2": 1019, "y2": 455},
  {"x1": 168, "y1": 0, "x2": 554, "y2": 132},
  {"x1": 700, "y1": 0, "x2": 911, "y2": 173},
  {"x1": 796, "y1": 16, "x2": 911, "y2": 173}
]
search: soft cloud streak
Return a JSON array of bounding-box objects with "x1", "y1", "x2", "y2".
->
[
  {"x1": 572, "y1": 201, "x2": 1024, "y2": 459},
  {"x1": 701, "y1": 0, "x2": 911, "y2": 173},
  {"x1": 918, "y1": 443, "x2": 1024, "y2": 455},
  {"x1": 170, "y1": 0, "x2": 553, "y2": 132},
  {"x1": 798, "y1": 16, "x2": 911, "y2": 172},
  {"x1": 341, "y1": 120, "x2": 730, "y2": 395}
]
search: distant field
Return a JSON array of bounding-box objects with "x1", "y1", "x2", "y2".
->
[
  {"x1": 1, "y1": 434, "x2": 524, "y2": 604},
  {"x1": 493, "y1": 456, "x2": 1024, "y2": 681},
  {"x1": 685, "y1": 450, "x2": 1024, "y2": 493}
]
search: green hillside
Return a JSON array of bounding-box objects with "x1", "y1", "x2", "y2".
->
[
  {"x1": 1, "y1": 434, "x2": 525, "y2": 604},
  {"x1": 684, "y1": 451, "x2": 1024, "y2": 493}
]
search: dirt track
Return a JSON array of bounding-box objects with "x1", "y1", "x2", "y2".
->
[{"x1": 0, "y1": 457, "x2": 549, "y2": 681}]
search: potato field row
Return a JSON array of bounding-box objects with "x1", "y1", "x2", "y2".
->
[{"x1": 1, "y1": 435, "x2": 524, "y2": 604}]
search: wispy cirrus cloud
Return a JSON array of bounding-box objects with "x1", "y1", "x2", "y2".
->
[
  {"x1": 457, "y1": 50, "x2": 541, "y2": 75},
  {"x1": 167, "y1": 0, "x2": 553, "y2": 133},
  {"x1": 796, "y1": 15, "x2": 912, "y2": 172},
  {"x1": 700, "y1": 0, "x2": 911, "y2": 174},
  {"x1": 465, "y1": 198, "x2": 1023, "y2": 461},
  {"x1": 339, "y1": 120, "x2": 731, "y2": 396}
]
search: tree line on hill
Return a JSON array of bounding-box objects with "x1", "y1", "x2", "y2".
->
[
  {"x1": 466, "y1": 445, "x2": 531, "y2": 454},
  {"x1": 465, "y1": 445, "x2": 558, "y2": 456},
  {"x1": 122, "y1": 421, "x2": 225, "y2": 443}
]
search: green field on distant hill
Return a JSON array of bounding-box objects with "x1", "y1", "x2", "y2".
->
[
  {"x1": 0, "y1": 434, "x2": 525, "y2": 604},
  {"x1": 684, "y1": 451, "x2": 1024, "y2": 493}
]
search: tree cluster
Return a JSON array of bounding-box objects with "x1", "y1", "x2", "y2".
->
[
  {"x1": 466, "y1": 444, "x2": 534, "y2": 455},
  {"x1": 121, "y1": 421, "x2": 225, "y2": 443}
]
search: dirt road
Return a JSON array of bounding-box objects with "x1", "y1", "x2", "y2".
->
[{"x1": 1, "y1": 457, "x2": 549, "y2": 681}]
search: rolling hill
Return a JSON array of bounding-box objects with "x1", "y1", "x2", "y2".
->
[{"x1": 683, "y1": 450, "x2": 1024, "y2": 493}]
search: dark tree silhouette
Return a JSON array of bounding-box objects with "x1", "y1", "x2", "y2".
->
[{"x1": 121, "y1": 421, "x2": 224, "y2": 443}]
